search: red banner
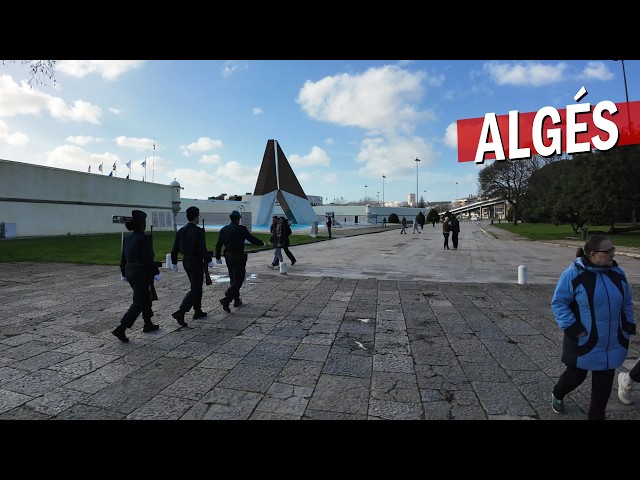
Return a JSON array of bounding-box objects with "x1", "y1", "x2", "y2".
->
[{"x1": 457, "y1": 101, "x2": 640, "y2": 163}]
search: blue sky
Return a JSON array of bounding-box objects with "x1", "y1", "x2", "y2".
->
[{"x1": 0, "y1": 60, "x2": 636, "y2": 205}]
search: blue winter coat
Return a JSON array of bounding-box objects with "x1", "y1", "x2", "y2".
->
[{"x1": 551, "y1": 257, "x2": 636, "y2": 371}]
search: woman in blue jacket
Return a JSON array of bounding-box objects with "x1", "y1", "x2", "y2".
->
[{"x1": 551, "y1": 235, "x2": 636, "y2": 420}]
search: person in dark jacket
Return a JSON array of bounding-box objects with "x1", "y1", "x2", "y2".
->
[
  {"x1": 280, "y1": 217, "x2": 297, "y2": 265},
  {"x1": 170, "y1": 206, "x2": 213, "y2": 327},
  {"x1": 215, "y1": 210, "x2": 265, "y2": 312},
  {"x1": 442, "y1": 216, "x2": 451, "y2": 249},
  {"x1": 326, "y1": 216, "x2": 332, "y2": 238},
  {"x1": 269, "y1": 215, "x2": 283, "y2": 269},
  {"x1": 450, "y1": 214, "x2": 460, "y2": 249},
  {"x1": 551, "y1": 235, "x2": 636, "y2": 419},
  {"x1": 112, "y1": 210, "x2": 160, "y2": 342}
]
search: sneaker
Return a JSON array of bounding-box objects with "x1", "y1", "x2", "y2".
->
[
  {"x1": 291, "y1": 260, "x2": 296, "y2": 266},
  {"x1": 112, "y1": 326, "x2": 129, "y2": 343},
  {"x1": 142, "y1": 323, "x2": 160, "y2": 333},
  {"x1": 219, "y1": 298, "x2": 231, "y2": 313},
  {"x1": 233, "y1": 299, "x2": 243, "y2": 308},
  {"x1": 172, "y1": 310, "x2": 188, "y2": 327},
  {"x1": 551, "y1": 393, "x2": 565, "y2": 414},
  {"x1": 193, "y1": 310, "x2": 208, "y2": 320},
  {"x1": 618, "y1": 372, "x2": 633, "y2": 405},
  {"x1": 267, "y1": 264, "x2": 275, "y2": 270}
]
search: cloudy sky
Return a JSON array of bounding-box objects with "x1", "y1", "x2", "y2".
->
[{"x1": 0, "y1": 59, "x2": 634, "y2": 205}]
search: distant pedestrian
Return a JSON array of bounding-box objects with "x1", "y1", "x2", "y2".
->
[
  {"x1": 280, "y1": 217, "x2": 297, "y2": 265},
  {"x1": 112, "y1": 210, "x2": 161, "y2": 342},
  {"x1": 442, "y1": 216, "x2": 451, "y2": 249},
  {"x1": 551, "y1": 235, "x2": 635, "y2": 419},
  {"x1": 412, "y1": 218, "x2": 421, "y2": 234},
  {"x1": 170, "y1": 206, "x2": 213, "y2": 327},
  {"x1": 382, "y1": 217, "x2": 387, "y2": 227},
  {"x1": 269, "y1": 215, "x2": 283, "y2": 269},
  {"x1": 400, "y1": 217, "x2": 407, "y2": 234},
  {"x1": 326, "y1": 216, "x2": 333, "y2": 238},
  {"x1": 215, "y1": 210, "x2": 265, "y2": 312},
  {"x1": 450, "y1": 213, "x2": 460, "y2": 249}
]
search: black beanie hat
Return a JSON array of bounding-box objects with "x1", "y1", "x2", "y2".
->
[{"x1": 186, "y1": 206, "x2": 200, "y2": 221}]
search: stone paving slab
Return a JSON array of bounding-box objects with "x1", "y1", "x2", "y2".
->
[{"x1": 1, "y1": 222, "x2": 640, "y2": 420}]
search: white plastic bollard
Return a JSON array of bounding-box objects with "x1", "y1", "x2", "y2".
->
[
  {"x1": 279, "y1": 262, "x2": 288, "y2": 274},
  {"x1": 165, "y1": 253, "x2": 172, "y2": 268},
  {"x1": 518, "y1": 265, "x2": 527, "y2": 285}
]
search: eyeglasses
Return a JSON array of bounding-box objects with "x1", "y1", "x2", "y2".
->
[{"x1": 592, "y1": 247, "x2": 616, "y2": 255}]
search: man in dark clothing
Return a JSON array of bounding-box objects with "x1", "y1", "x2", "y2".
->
[
  {"x1": 215, "y1": 210, "x2": 265, "y2": 313},
  {"x1": 170, "y1": 206, "x2": 213, "y2": 327},
  {"x1": 326, "y1": 216, "x2": 332, "y2": 238},
  {"x1": 113, "y1": 209, "x2": 161, "y2": 342},
  {"x1": 280, "y1": 217, "x2": 297, "y2": 265},
  {"x1": 451, "y1": 214, "x2": 461, "y2": 249}
]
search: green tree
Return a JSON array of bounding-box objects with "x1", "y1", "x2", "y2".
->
[
  {"x1": 388, "y1": 213, "x2": 400, "y2": 224},
  {"x1": 426, "y1": 208, "x2": 439, "y2": 226}
]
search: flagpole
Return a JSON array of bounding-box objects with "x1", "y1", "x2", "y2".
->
[
  {"x1": 152, "y1": 139, "x2": 155, "y2": 183},
  {"x1": 144, "y1": 157, "x2": 147, "y2": 182}
]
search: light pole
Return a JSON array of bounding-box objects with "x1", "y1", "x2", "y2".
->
[
  {"x1": 615, "y1": 60, "x2": 631, "y2": 128},
  {"x1": 424, "y1": 189, "x2": 427, "y2": 207},
  {"x1": 382, "y1": 175, "x2": 386, "y2": 206},
  {"x1": 414, "y1": 157, "x2": 420, "y2": 207},
  {"x1": 364, "y1": 185, "x2": 367, "y2": 204},
  {"x1": 377, "y1": 191, "x2": 380, "y2": 205},
  {"x1": 455, "y1": 182, "x2": 458, "y2": 203}
]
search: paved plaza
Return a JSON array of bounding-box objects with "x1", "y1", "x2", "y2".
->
[{"x1": 1, "y1": 222, "x2": 640, "y2": 420}]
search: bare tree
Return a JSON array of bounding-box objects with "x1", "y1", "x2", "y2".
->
[
  {"x1": 478, "y1": 155, "x2": 548, "y2": 224},
  {"x1": 1, "y1": 60, "x2": 57, "y2": 87}
]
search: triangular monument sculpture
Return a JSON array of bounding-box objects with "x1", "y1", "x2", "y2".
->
[{"x1": 251, "y1": 139, "x2": 318, "y2": 226}]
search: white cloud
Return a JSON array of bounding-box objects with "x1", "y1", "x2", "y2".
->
[
  {"x1": 66, "y1": 135, "x2": 102, "y2": 146},
  {"x1": 483, "y1": 61, "x2": 567, "y2": 87},
  {"x1": 444, "y1": 122, "x2": 458, "y2": 149},
  {"x1": 289, "y1": 146, "x2": 331, "y2": 167},
  {"x1": 222, "y1": 61, "x2": 249, "y2": 78},
  {"x1": 115, "y1": 136, "x2": 155, "y2": 151},
  {"x1": 579, "y1": 61, "x2": 614, "y2": 81},
  {"x1": 296, "y1": 64, "x2": 436, "y2": 135},
  {"x1": 252, "y1": 107, "x2": 263, "y2": 116},
  {"x1": 180, "y1": 137, "x2": 223, "y2": 155},
  {"x1": 199, "y1": 154, "x2": 222, "y2": 165},
  {"x1": 56, "y1": 61, "x2": 144, "y2": 81},
  {"x1": 6, "y1": 132, "x2": 28, "y2": 146}
]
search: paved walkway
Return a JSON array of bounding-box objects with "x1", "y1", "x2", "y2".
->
[{"x1": 1, "y1": 222, "x2": 639, "y2": 420}]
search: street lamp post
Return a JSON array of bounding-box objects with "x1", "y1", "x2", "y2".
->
[
  {"x1": 364, "y1": 185, "x2": 367, "y2": 204},
  {"x1": 455, "y1": 182, "x2": 458, "y2": 203},
  {"x1": 615, "y1": 60, "x2": 631, "y2": 128},
  {"x1": 414, "y1": 157, "x2": 420, "y2": 207},
  {"x1": 382, "y1": 175, "x2": 386, "y2": 206}
]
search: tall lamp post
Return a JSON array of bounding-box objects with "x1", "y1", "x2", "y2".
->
[
  {"x1": 364, "y1": 185, "x2": 367, "y2": 204},
  {"x1": 615, "y1": 60, "x2": 631, "y2": 127},
  {"x1": 455, "y1": 182, "x2": 458, "y2": 204},
  {"x1": 382, "y1": 175, "x2": 386, "y2": 206},
  {"x1": 414, "y1": 157, "x2": 421, "y2": 207}
]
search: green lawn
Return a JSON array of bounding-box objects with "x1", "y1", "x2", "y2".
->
[
  {"x1": 0, "y1": 231, "x2": 328, "y2": 265},
  {"x1": 491, "y1": 222, "x2": 640, "y2": 248}
]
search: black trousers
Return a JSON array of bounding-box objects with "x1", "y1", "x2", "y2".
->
[
  {"x1": 283, "y1": 246, "x2": 296, "y2": 263},
  {"x1": 443, "y1": 232, "x2": 450, "y2": 248},
  {"x1": 120, "y1": 265, "x2": 153, "y2": 328},
  {"x1": 553, "y1": 365, "x2": 615, "y2": 420},
  {"x1": 452, "y1": 231, "x2": 459, "y2": 248},
  {"x1": 223, "y1": 252, "x2": 247, "y2": 303},
  {"x1": 179, "y1": 258, "x2": 204, "y2": 313},
  {"x1": 629, "y1": 360, "x2": 640, "y2": 382}
]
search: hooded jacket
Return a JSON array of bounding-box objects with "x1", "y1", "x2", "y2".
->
[{"x1": 551, "y1": 256, "x2": 636, "y2": 371}]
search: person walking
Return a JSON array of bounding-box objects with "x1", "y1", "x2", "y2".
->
[
  {"x1": 326, "y1": 216, "x2": 333, "y2": 238},
  {"x1": 280, "y1": 217, "x2": 297, "y2": 265},
  {"x1": 551, "y1": 235, "x2": 636, "y2": 420},
  {"x1": 450, "y1": 213, "x2": 460, "y2": 249},
  {"x1": 400, "y1": 217, "x2": 407, "y2": 234},
  {"x1": 215, "y1": 210, "x2": 265, "y2": 313},
  {"x1": 169, "y1": 206, "x2": 213, "y2": 327},
  {"x1": 442, "y1": 216, "x2": 451, "y2": 249},
  {"x1": 382, "y1": 217, "x2": 387, "y2": 227},
  {"x1": 412, "y1": 218, "x2": 421, "y2": 234},
  {"x1": 112, "y1": 210, "x2": 161, "y2": 342},
  {"x1": 269, "y1": 215, "x2": 283, "y2": 269}
]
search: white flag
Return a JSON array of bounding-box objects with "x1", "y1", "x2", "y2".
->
[{"x1": 126, "y1": 160, "x2": 131, "y2": 169}]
